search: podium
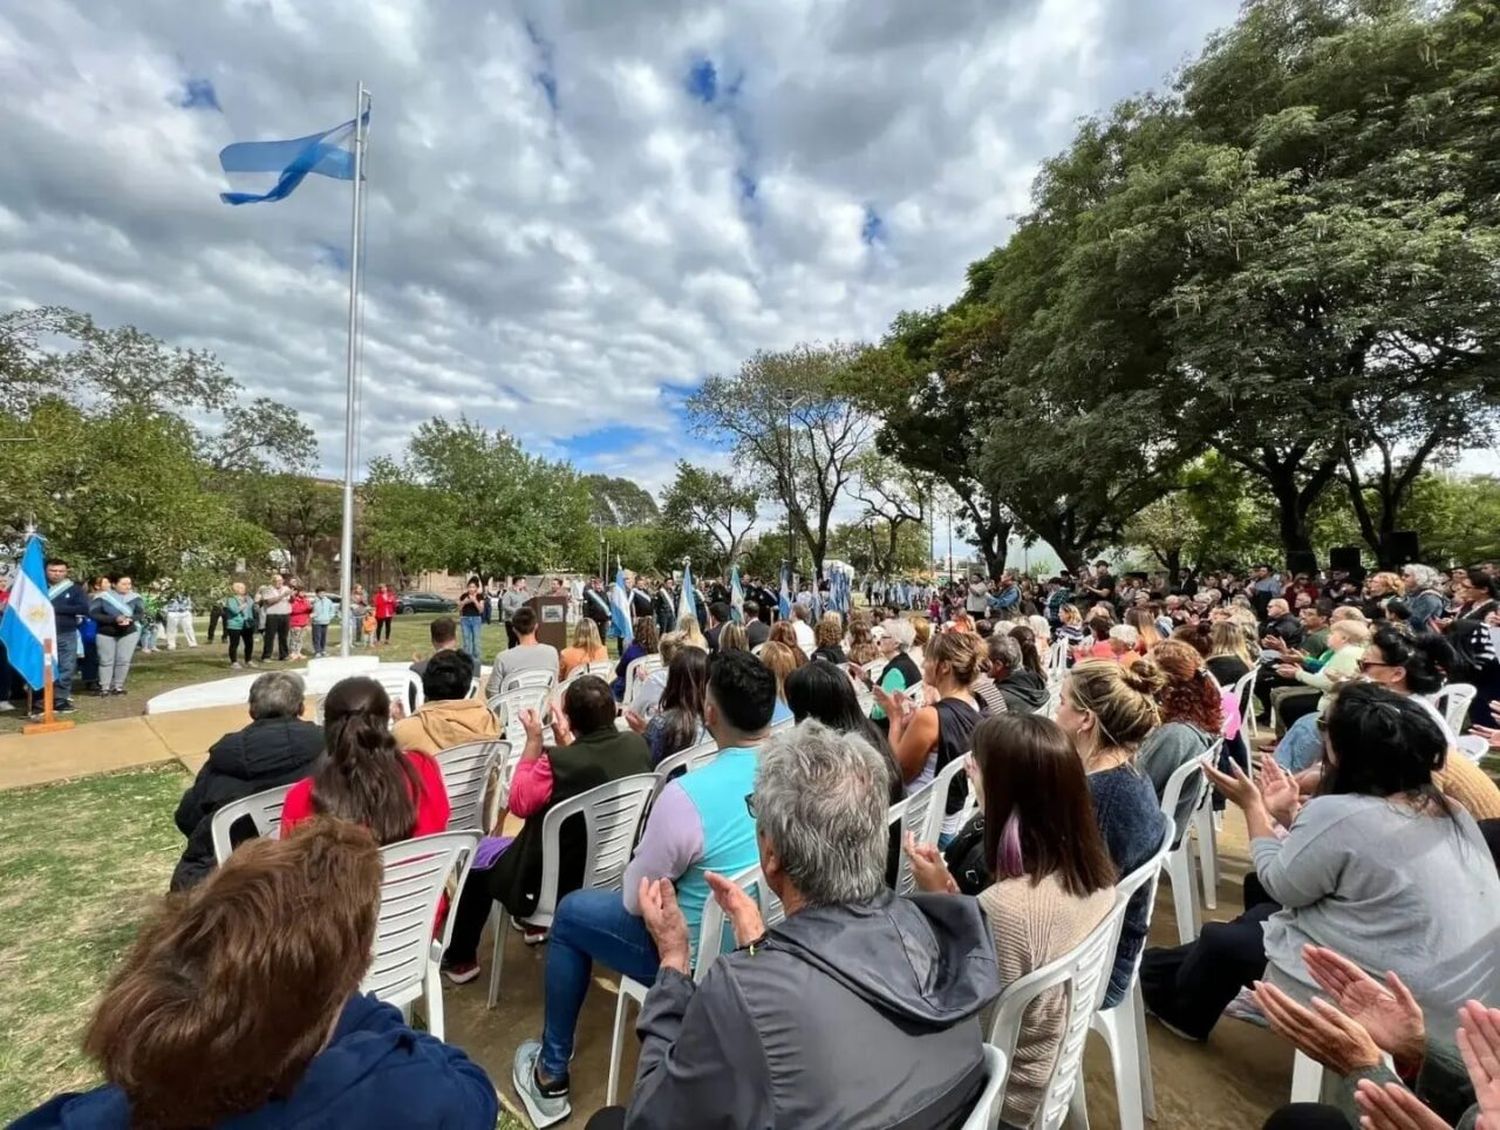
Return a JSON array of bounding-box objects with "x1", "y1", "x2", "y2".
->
[{"x1": 529, "y1": 594, "x2": 569, "y2": 651}]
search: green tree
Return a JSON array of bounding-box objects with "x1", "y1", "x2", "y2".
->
[
  {"x1": 688, "y1": 343, "x2": 874, "y2": 578},
  {"x1": 586, "y1": 475, "x2": 660, "y2": 528},
  {"x1": 1391, "y1": 472, "x2": 1500, "y2": 566},
  {"x1": 659, "y1": 462, "x2": 758, "y2": 570},
  {"x1": 231, "y1": 473, "x2": 343, "y2": 582}
]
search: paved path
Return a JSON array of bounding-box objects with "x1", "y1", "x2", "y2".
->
[{"x1": 0, "y1": 704, "x2": 244, "y2": 790}]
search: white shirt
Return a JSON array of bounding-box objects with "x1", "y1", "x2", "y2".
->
[{"x1": 792, "y1": 620, "x2": 816, "y2": 650}]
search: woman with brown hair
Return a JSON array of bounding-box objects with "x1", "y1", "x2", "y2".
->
[
  {"x1": 905, "y1": 713, "x2": 1116, "y2": 1129},
  {"x1": 874, "y1": 630, "x2": 983, "y2": 842},
  {"x1": 1051, "y1": 659, "x2": 1171, "y2": 1008},
  {"x1": 16, "y1": 819, "x2": 498, "y2": 1128},
  {"x1": 767, "y1": 619, "x2": 800, "y2": 653},
  {"x1": 757, "y1": 640, "x2": 804, "y2": 727},
  {"x1": 1135, "y1": 641, "x2": 1224, "y2": 835},
  {"x1": 811, "y1": 612, "x2": 847, "y2": 665},
  {"x1": 845, "y1": 612, "x2": 879, "y2": 666},
  {"x1": 1124, "y1": 606, "x2": 1163, "y2": 653},
  {"x1": 280, "y1": 677, "x2": 450, "y2": 844}
]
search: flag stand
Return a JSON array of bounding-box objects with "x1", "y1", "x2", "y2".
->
[{"x1": 23, "y1": 639, "x2": 74, "y2": 736}]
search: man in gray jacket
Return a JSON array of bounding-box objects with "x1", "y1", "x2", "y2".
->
[{"x1": 611, "y1": 721, "x2": 1001, "y2": 1130}]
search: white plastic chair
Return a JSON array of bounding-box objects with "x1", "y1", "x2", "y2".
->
[
  {"x1": 889, "y1": 780, "x2": 938, "y2": 895},
  {"x1": 406, "y1": 670, "x2": 425, "y2": 713},
  {"x1": 369, "y1": 665, "x2": 419, "y2": 711},
  {"x1": 1078, "y1": 822, "x2": 1175, "y2": 1130},
  {"x1": 486, "y1": 773, "x2": 657, "y2": 1009},
  {"x1": 959, "y1": 1045, "x2": 1009, "y2": 1130},
  {"x1": 606, "y1": 865, "x2": 777, "y2": 1104},
  {"x1": 586, "y1": 659, "x2": 614, "y2": 679},
  {"x1": 1046, "y1": 638, "x2": 1070, "y2": 685},
  {"x1": 501, "y1": 668, "x2": 556, "y2": 695},
  {"x1": 1433, "y1": 683, "x2": 1477, "y2": 733},
  {"x1": 651, "y1": 739, "x2": 722, "y2": 800},
  {"x1": 486, "y1": 686, "x2": 551, "y2": 742},
  {"x1": 1230, "y1": 669, "x2": 1258, "y2": 741},
  {"x1": 210, "y1": 782, "x2": 295, "y2": 864},
  {"x1": 362, "y1": 832, "x2": 478, "y2": 1042},
  {"x1": 921, "y1": 755, "x2": 971, "y2": 846},
  {"x1": 986, "y1": 893, "x2": 1128, "y2": 1130},
  {"x1": 1158, "y1": 755, "x2": 1212, "y2": 945},
  {"x1": 622, "y1": 654, "x2": 662, "y2": 706},
  {"x1": 433, "y1": 740, "x2": 507, "y2": 833},
  {"x1": 1193, "y1": 738, "x2": 1224, "y2": 910}
]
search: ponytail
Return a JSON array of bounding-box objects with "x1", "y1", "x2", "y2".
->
[{"x1": 313, "y1": 677, "x2": 421, "y2": 844}]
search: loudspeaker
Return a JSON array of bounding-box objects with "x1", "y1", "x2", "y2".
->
[
  {"x1": 1329, "y1": 546, "x2": 1363, "y2": 572},
  {"x1": 1286, "y1": 550, "x2": 1318, "y2": 576},
  {"x1": 1382, "y1": 531, "x2": 1420, "y2": 565}
]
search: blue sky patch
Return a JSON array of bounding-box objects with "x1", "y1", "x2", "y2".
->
[
  {"x1": 686, "y1": 57, "x2": 717, "y2": 103},
  {"x1": 861, "y1": 205, "x2": 885, "y2": 246},
  {"x1": 177, "y1": 77, "x2": 220, "y2": 112}
]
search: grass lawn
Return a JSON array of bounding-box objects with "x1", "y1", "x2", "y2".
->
[
  {"x1": 0, "y1": 766, "x2": 526, "y2": 1128},
  {"x1": 0, "y1": 614, "x2": 525, "y2": 734}
]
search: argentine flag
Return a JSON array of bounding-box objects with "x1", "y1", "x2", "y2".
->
[
  {"x1": 677, "y1": 562, "x2": 696, "y2": 625},
  {"x1": 218, "y1": 111, "x2": 366, "y2": 205},
  {"x1": 729, "y1": 566, "x2": 745, "y2": 624},
  {"x1": 778, "y1": 564, "x2": 793, "y2": 622},
  {"x1": 609, "y1": 565, "x2": 634, "y2": 645},
  {"x1": 0, "y1": 536, "x2": 58, "y2": 691}
]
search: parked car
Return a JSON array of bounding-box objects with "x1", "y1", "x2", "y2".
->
[{"x1": 396, "y1": 591, "x2": 456, "y2": 614}]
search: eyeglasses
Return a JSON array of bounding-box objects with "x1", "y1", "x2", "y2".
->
[
  {"x1": 1357, "y1": 660, "x2": 1395, "y2": 672},
  {"x1": 744, "y1": 793, "x2": 757, "y2": 819}
]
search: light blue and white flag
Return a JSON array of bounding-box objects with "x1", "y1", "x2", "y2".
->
[
  {"x1": 678, "y1": 561, "x2": 697, "y2": 624},
  {"x1": 609, "y1": 563, "x2": 634, "y2": 645},
  {"x1": 0, "y1": 535, "x2": 57, "y2": 691},
  {"x1": 778, "y1": 563, "x2": 793, "y2": 622},
  {"x1": 729, "y1": 565, "x2": 745, "y2": 624},
  {"x1": 218, "y1": 112, "x2": 365, "y2": 205}
]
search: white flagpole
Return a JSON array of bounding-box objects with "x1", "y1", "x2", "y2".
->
[{"x1": 338, "y1": 82, "x2": 368, "y2": 657}]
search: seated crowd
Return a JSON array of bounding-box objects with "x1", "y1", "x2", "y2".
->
[{"x1": 23, "y1": 558, "x2": 1500, "y2": 1130}]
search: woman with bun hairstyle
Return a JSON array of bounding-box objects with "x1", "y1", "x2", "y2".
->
[
  {"x1": 874, "y1": 629, "x2": 983, "y2": 842},
  {"x1": 279, "y1": 676, "x2": 450, "y2": 843},
  {"x1": 1135, "y1": 641, "x2": 1224, "y2": 837},
  {"x1": 1051, "y1": 659, "x2": 1171, "y2": 1007}
]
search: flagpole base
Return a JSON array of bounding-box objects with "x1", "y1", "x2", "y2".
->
[{"x1": 22, "y1": 720, "x2": 76, "y2": 736}]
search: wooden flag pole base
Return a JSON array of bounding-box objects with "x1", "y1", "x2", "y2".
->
[
  {"x1": 23, "y1": 719, "x2": 76, "y2": 735},
  {"x1": 20, "y1": 643, "x2": 75, "y2": 735}
]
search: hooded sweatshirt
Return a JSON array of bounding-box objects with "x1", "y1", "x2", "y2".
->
[
  {"x1": 170, "y1": 717, "x2": 324, "y2": 891},
  {"x1": 625, "y1": 890, "x2": 1001, "y2": 1129},
  {"x1": 997, "y1": 669, "x2": 1050, "y2": 714},
  {"x1": 9, "y1": 993, "x2": 498, "y2": 1130},
  {"x1": 390, "y1": 697, "x2": 500, "y2": 757}
]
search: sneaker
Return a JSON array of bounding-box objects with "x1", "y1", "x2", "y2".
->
[
  {"x1": 54, "y1": 701, "x2": 76, "y2": 714},
  {"x1": 1224, "y1": 987, "x2": 1269, "y2": 1028},
  {"x1": 512, "y1": 1041, "x2": 570, "y2": 1129},
  {"x1": 230, "y1": 662, "x2": 243, "y2": 670},
  {"x1": 248, "y1": 661, "x2": 261, "y2": 669},
  {"x1": 442, "y1": 961, "x2": 481, "y2": 986},
  {"x1": 523, "y1": 926, "x2": 549, "y2": 946}
]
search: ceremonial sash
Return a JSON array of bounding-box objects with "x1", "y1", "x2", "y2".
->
[{"x1": 100, "y1": 591, "x2": 135, "y2": 618}]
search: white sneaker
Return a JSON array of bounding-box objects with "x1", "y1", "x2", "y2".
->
[{"x1": 512, "y1": 1040, "x2": 570, "y2": 1128}]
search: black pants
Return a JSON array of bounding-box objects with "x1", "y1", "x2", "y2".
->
[
  {"x1": 1276, "y1": 689, "x2": 1321, "y2": 731},
  {"x1": 505, "y1": 622, "x2": 518, "y2": 650},
  {"x1": 228, "y1": 627, "x2": 256, "y2": 664},
  {"x1": 1140, "y1": 875, "x2": 1280, "y2": 1040},
  {"x1": 586, "y1": 1110, "x2": 625, "y2": 1130},
  {"x1": 1263, "y1": 1105, "x2": 1349, "y2": 1129},
  {"x1": 260, "y1": 614, "x2": 289, "y2": 661},
  {"x1": 444, "y1": 862, "x2": 497, "y2": 966},
  {"x1": 207, "y1": 603, "x2": 223, "y2": 643},
  {"x1": 375, "y1": 616, "x2": 393, "y2": 642}
]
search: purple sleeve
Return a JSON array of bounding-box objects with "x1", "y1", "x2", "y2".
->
[{"x1": 623, "y1": 782, "x2": 704, "y2": 916}]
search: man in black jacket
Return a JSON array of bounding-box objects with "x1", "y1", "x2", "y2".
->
[
  {"x1": 743, "y1": 601, "x2": 770, "y2": 647},
  {"x1": 169, "y1": 671, "x2": 322, "y2": 890},
  {"x1": 45, "y1": 558, "x2": 91, "y2": 714}
]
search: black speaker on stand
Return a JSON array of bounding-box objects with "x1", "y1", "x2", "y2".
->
[
  {"x1": 1286, "y1": 550, "x2": 1318, "y2": 577},
  {"x1": 1329, "y1": 546, "x2": 1363, "y2": 572},
  {"x1": 1383, "y1": 531, "x2": 1421, "y2": 566}
]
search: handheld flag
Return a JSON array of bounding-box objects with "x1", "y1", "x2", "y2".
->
[
  {"x1": 609, "y1": 564, "x2": 634, "y2": 645},
  {"x1": 0, "y1": 535, "x2": 58, "y2": 691},
  {"x1": 677, "y1": 561, "x2": 696, "y2": 625},
  {"x1": 218, "y1": 112, "x2": 366, "y2": 205},
  {"x1": 778, "y1": 563, "x2": 793, "y2": 622},
  {"x1": 729, "y1": 566, "x2": 745, "y2": 624}
]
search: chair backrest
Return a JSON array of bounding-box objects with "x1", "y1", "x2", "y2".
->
[
  {"x1": 466, "y1": 675, "x2": 482, "y2": 699},
  {"x1": 586, "y1": 659, "x2": 615, "y2": 679},
  {"x1": 370, "y1": 665, "x2": 416, "y2": 709},
  {"x1": 487, "y1": 686, "x2": 551, "y2": 740},
  {"x1": 889, "y1": 780, "x2": 938, "y2": 895},
  {"x1": 534, "y1": 774, "x2": 657, "y2": 920},
  {"x1": 361, "y1": 832, "x2": 478, "y2": 1008},
  {"x1": 1159, "y1": 748, "x2": 1214, "y2": 849},
  {"x1": 623, "y1": 654, "x2": 663, "y2": 705},
  {"x1": 1046, "y1": 638, "x2": 1070, "y2": 685},
  {"x1": 433, "y1": 740, "x2": 508, "y2": 832},
  {"x1": 1230, "y1": 669, "x2": 1257, "y2": 725},
  {"x1": 1433, "y1": 683, "x2": 1477, "y2": 732},
  {"x1": 958, "y1": 1045, "x2": 1009, "y2": 1130},
  {"x1": 1109, "y1": 820, "x2": 1175, "y2": 993},
  {"x1": 985, "y1": 898, "x2": 1127, "y2": 1130},
  {"x1": 921, "y1": 754, "x2": 971, "y2": 845},
  {"x1": 653, "y1": 739, "x2": 722, "y2": 789},
  {"x1": 406, "y1": 670, "x2": 425, "y2": 712},
  {"x1": 501, "y1": 668, "x2": 556, "y2": 695},
  {"x1": 692, "y1": 864, "x2": 762, "y2": 980},
  {"x1": 1042, "y1": 684, "x2": 1062, "y2": 721},
  {"x1": 863, "y1": 659, "x2": 887, "y2": 680},
  {"x1": 211, "y1": 782, "x2": 295, "y2": 864}
]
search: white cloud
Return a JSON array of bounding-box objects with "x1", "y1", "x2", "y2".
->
[{"x1": 0, "y1": 0, "x2": 1246, "y2": 494}]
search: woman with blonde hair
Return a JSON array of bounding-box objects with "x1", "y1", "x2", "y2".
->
[
  {"x1": 1123, "y1": 607, "x2": 1162, "y2": 653},
  {"x1": 874, "y1": 630, "x2": 983, "y2": 841},
  {"x1": 910, "y1": 615, "x2": 933, "y2": 667},
  {"x1": 845, "y1": 612, "x2": 879, "y2": 665},
  {"x1": 628, "y1": 631, "x2": 683, "y2": 719},
  {"x1": 757, "y1": 640, "x2": 804, "y2": 726},
  {"x1": 558, "y1": 619, "x2": 607, "y2": 679},
  {"x1": 676, "y1": 613, "x2": 708, "y2": 651},
  {"x1": 717, "y1": 622, "x2": 748, "y2": 653},
  {"x1": 1051, "y1": 659, "x2": 1171, "y2": 1007},
  {"x1": 1055, "y1": 603, "x2": 1086, "y2": 646},
  {"x1": 1206, "y1": 619, "x2": 1255, "y2": 686}
]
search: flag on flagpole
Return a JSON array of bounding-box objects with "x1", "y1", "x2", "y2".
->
[
  {"x1": 729, "y1": 566, "x2": 745, "y2": 624},
  {"x1": 609, "y1": 563, "x2": 634, "y2": 645},
  {"x1": 778, "y1": 563, "x2": 793, "y2": 622},
  {"x1": 218, "y1": 111, "x2": 367, "y2": 205},
  {"x1": 677, "y1": 561, "x2": 696, "y2": 624},
  {"x1": 0, "y1": 535, "x2": 57, "y2": 691}
]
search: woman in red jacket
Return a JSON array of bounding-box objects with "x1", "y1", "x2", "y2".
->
[
  {"x1": 280, "y1": 676, "x2": 449, "y2": 842},
  {"x1": 288, "y1": 587, "x2": 313, "y2": 660},
  {"x1": 373, "y1": 584, "x2": 398, "y2": 646}
]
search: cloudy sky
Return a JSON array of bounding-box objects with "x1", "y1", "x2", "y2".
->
[{"x1": 0, "y1": 0, "x2": 1243, "y2": 496}]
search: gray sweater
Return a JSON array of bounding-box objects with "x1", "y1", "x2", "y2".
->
[
  {"x1": 1253, "y1": 794, "x2": 1500, "y2": 1036},
  {"x1": 1136, "y1": 722, "x2": 1217, "y2": 842}
]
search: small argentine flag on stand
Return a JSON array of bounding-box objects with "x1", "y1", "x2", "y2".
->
[
  {"x1": 0, "y1": 535, "x2": 71, "y2": 732},
  {"x1": 778, "y1": 563, "x2": 793, "y2": 622},
  {"x1": 729, "y1": 565, "x2": 745, "y2": 624},
  {"x1": 609, "y1": 563, "x2": 634, "y2": 646},
  {"x1": 677, "y1": 560, "x2": 696, "y2": 625}
]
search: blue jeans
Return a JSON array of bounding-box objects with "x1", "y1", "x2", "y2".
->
[
  {"x1": 311, "y1": 623, "x2": 329, "y2": 655},
  {"x1": 541, "y1": 888, "x2": 659, "y2": 1079},
  {"x1": 1275, "y1": 712, "x2": 1324, "y2": 773},
  {"x1": 460, "y1": 616, "x2": 482, "y2": 663},
  {"x1": 54, "y1": 630, "x2": 79, "y2": 703}
]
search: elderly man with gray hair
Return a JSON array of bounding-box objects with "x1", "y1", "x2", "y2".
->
[
  {"x1": 600, "y1": 721, "x2": 1001, "y2": 1130},
  {"x1": 168, "y1": 671, "x2": 323, "y2": 891}
]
